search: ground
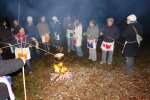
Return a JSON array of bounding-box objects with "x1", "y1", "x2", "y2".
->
[{"x1": 12, "y1": 43, "x2": 150, "y2": 100}]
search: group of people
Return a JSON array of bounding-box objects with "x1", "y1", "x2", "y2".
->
[{"x1": 0, "y1": 14, "x2": 143, "y2": 99}]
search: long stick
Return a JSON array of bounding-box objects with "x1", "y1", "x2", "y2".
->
[
  {"x1": 22, "y1": 66, "x2": 27, "y2": 100},
  {"x1": 103, "y1": 35, "x2": 124, "y2": 46},
  {"x1": 18, "y1": 0, "x2": 21, "y2": 24}
]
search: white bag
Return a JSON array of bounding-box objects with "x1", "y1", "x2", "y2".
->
[{"x1": 15, "y1": 47, "x2": 31, "y2": 60}]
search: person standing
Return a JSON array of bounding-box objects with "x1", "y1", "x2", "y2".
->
[
  {"x1": 0, "y1": 20, "x2": 15, "y2": 59},
  {"x1": 11, "y1": 19, "x2": 20, "y2": 36},
  {"x1": 73, "y1": 20, "x2": 83, "y2": 57},
  {"x1": 0, "y1": 49, "x2": 2, "y2": 60},
  {"x1": 37, "y1": 16, "x2": 50, "y2": 54},
  {"x1": 51, "y1": 16, "x2": 63, "y2": 52},
  {"x1": 83, "y1": 20, "x2": 99, "y2": 61},
  {"x1": 65, "y1": 16, "x2": 75, "y2": 53},
  {"x1": 122, "y1": 14, "x2": 143, "y2": 74},
  {"x1": 100, "y1": 18, "x2": 120, "y2": 65},
  {"x1": 25, "y1": 16, "x2": 40, "y2": 60}
]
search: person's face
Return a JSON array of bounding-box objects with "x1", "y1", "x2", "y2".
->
[
  {"x1": 27, "y1": 21, "x2": 33, "y2": 25},
  {"x1": 89, "y1": 21, "x2": 94, "y2": 28},
  {"x1": 41, "y1": 16, "x2": 46, "y2": 22},
  {"x1": 13, "y1": 20, "x2": 19, "y2": 26},
  {"x1": 19, "y1": 28, "x2": 25, "y2": 35},
  {"x1": 127, "y1": 19, "x2": 131, "y2": 25},
  {"x1": 3, "y1": 21, "x2": 7, "y2": 26},
  {"x1": 107, "y1": 21, "x2": 113, "y2": 27}
]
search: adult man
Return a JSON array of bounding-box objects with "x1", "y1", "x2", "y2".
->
[
  {"x1": 51, "y1": 16, "x2": 63, "y2": 52},
  {"x1": 37, "y1": 16, "x2": 50, "y2": 54},
  {"x1": 25, "y1": 16, "x2": 40, "y2": 59},
  {"x1": 100, "y1": 18, "x2": 120, "y2": 65}
]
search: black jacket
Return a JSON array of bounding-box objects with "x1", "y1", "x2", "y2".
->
[
  {"x1": 101, "y1": 25, "x2": 120, "y2": 42},
  {"x1": 0, "y1": 58, "x2": 24, "y2": 76},
  {"x1": 122, "y1": 22, "x2": 143, "y2": 57}
]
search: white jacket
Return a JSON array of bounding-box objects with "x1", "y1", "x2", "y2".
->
[{"x1": 73, "y1": 24, "x2": 83, "y2": 47}]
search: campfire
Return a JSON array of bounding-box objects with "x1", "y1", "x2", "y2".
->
[{"x1": 50, "y1": 53, "x2": 72, "y2": 81}]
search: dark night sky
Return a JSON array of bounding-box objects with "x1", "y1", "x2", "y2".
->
[{"x1": 0, "y1": 0, "x2": 150, "y2": 34}]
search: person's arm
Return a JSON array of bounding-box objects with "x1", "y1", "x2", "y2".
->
[{"x1": 0, "y1": 58, "x2": 25, "y2": 76}]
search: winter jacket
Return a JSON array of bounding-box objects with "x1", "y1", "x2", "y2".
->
[
  {"x1": 122, "y1": 22, "x2": 143, "y2": 57},
  {"x1": 14, "y1": 33, "x2": 30, "y2": 48},
  {"x1": 74, "y1": 24, "x2": 83, "y2": 46},
  {"x1": 0, "y1": 26, "x2": 13, "y2": 43},
  {"x1": 52, "y1": 22, "x2": 62, "y2": 33},
  {"x1": 37, "y1": 22, "x2": 50, "y2": 36},
  {"x1": 0, "y1": 58, "x2": 24, "y2": 76},
  {"x1": 84, "y1": 25, "x2": 99, "y2": 42},
  {"x1": 25, "y1": 24, "x2": 40, "y2": 39},
  {"x1": 101, "y1": 25, "x2": 120, "y2": 42}
]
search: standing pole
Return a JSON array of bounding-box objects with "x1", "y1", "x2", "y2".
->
[
  {"x1": 18, "y1": 0, "x2": 21, "y2": 24},
  {"x1": 17, "y1": 0, "x2": 27, "y2": 99}
]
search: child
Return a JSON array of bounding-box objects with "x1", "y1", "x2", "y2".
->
[{"x1": 14, "y1": 26, "x2": 33, "y2": 74}]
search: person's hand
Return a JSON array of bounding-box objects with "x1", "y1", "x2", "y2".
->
[
  {"x1": 20, "y1": 57, "x2": 26, "y2": 65},
  {"x1": 100, "y1": 32, "x2": 103, "y2": 36},
  {"x1": 31, "y1": 37, "x2": 36, "y2": 41}
]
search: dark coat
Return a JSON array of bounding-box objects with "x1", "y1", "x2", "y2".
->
[
  {"x1": 25, "y1": 24, "x2": 40, "y2": 39},
  {"x1": 101, "y1": 25, "x2": 120, "y2": 42},
  {"x1": 0, "y1": 58, "x2": 24, "y2": 76},
  {"x1": 122, "y1": 22, "x2": 143, "y2": 57}
]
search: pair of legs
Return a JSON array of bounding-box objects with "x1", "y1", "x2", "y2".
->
[
  {"x1": 75, "y1": 46, "x2": 83, "y2": 57},
  {"x1": 101, "y1": 50, "x2": 114, "y2": 64},
  {"x1": 89, "y1": 48, "x2": 97, "y2": 61},
  {"x1": 30, "y1": 47, "x2": 40, "y2": 60},
  {"x1": 124, "y1": 57, "x2": 134, "y2": 74},
  {"x1": 66, "y1": 37, "x2": 74, "y2": 53},
  {"x1": 42, "y1": 42, "x2": 49, "y2": 53},
  {"x1": 56, "y1": 39, "x2": 63, "y2": 52},
  {"x1": 25, "y1": 60, "x2": 32, "y2": 74}
]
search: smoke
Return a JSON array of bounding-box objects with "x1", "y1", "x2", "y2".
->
[{"x1": 1, "y1": 0, "x2": 150, "y2": 31}]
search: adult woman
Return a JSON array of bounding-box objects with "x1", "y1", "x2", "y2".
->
[{"x1": 122, "y1": 14, "x2": 143, "y2": 74}]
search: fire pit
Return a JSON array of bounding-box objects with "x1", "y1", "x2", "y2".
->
[{"x1": 50, "y1": 53, "x2": 72, "y2": 81}]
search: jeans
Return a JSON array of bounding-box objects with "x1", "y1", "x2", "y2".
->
[
  {"x1": 66, "y1": 37, "x2": 74, "y2": 53},
  {"x1": 125, "y1": 57, "x2": 134, "y2": 74},
  {"x1": 30, "y1": 47, "x2": 40, "y2": 60},
  {"x1": 25, "y1": 60, "x2": 32, "y2": 72},
  {"x1": 89, "y1": 48, "x2": 97, "y2": 61},
  {"x1": 43, "y1": 42, "x2": 49, "y2": 52},
  {"x1": 56, "y1": 40, "x2": 62, "y2": 47},
  {"x1": 75, "y1": 46, "x2": 83, "y2": 57},
  {"x1": 101, "y1": 50, "x2": 113, "y2": 63}
]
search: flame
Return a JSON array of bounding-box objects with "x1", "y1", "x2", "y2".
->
[{"x1": 54, "y1": 62, "x2": 67, "y2": 73}]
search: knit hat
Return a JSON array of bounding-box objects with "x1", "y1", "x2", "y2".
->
[
  {"x1": 52, "y1": 16, "x2": 59, "y2": 22},
  {"x1": 27, "y1": 16, "x2": 33, "y2": 22},
  {"x1": 107, "y1": 18, "x2": 114, "y2": 22},
  {"x1": 127, "y1": 14, "x2": 137, "y2": 21}
]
